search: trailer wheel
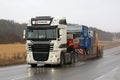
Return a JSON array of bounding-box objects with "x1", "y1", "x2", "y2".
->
[
  {"x1": 31, "y1": 64, "x2": 37, "y2": 67},
  {"x1": 99, "y1": 52, "x2": 103, "y2": 58},
  {"x1": 97, "y1": 51, "x2": 103, "y2": 58}
]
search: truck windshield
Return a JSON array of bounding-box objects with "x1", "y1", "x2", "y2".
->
[{"x1": 26, "y1": 27, "x2": 57, "y2": 40}]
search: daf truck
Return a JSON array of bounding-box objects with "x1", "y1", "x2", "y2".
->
[{"x1": 23, "y1": 16, "x2": 103, "y2": 67}]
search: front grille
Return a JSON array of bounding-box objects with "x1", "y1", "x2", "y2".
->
[
  {"x1": 29, "y1": 44, "x2": 50, "y2": 61},
  {"x1": 32, "y1": 44, "x2": 50, "y2": 52}
]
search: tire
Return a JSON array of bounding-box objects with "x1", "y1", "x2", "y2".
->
[
  {"x1": 69, "y1": 53, "x2": 75, "y2": 64},
  {"x1": 99, "y1": 52, "x2": 103, "y2": 58},
  {"x1": 74, "y1": 53, "x2": 78, "y2": 63},
  {"x1": 97, "y1": 51, "x2": 103, "y2": 58},
  {"x1": 31, "y1": 64, "x2": 37, "y2": 67},
  {"x1": 59, "y1": 54, "x2": 65, "y2": 67}
]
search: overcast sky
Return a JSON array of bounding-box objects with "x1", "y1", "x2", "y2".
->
[{"x1": 0, "y1": 0, "x2": 120, "y2": 32}]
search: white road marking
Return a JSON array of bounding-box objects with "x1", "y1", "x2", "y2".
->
[
  {"x1": 94, "y1": 67, "x2": 119, "y2": 80},
  {"x1": 11, "y1": 76, "x2": 30, "y2": 80},
  {"x1": 94, "y1": 75, "x2": 105, "y2": 80},
  {"x1": 0, "y1": 65, "x2": 28, "y2": 72}
]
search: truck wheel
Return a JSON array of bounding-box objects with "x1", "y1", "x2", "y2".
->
[
  {"x1": 69, "y1": 53, "x2": 74, "y2": 64},
  {"x1": 74, "y1": 53, "x2": 78, "y2": 63},
  {"x1": 59, "y1": 54, "x2": 65, "y2": 66},
  {"x1": 31, "y1": 64, "x2": 37, "y2": 67}
]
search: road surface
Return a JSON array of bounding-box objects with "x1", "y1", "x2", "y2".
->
[{"x1": 0, "y1": 46, "x2": 120, "y2": 80}]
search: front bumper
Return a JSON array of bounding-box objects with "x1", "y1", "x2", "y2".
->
[{"x1": 26, "y1": 51, "x2": 60, "y2": 65}]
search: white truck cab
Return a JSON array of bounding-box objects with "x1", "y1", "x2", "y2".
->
[{"x1": 24, "y1": 16, "x2": 67, "y2": 67}]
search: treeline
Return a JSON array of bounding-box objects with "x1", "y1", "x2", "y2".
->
[
  {"x1": 115, "y1": 32, "x2": 120, "y2": 38},
  {"x1": 0, "y1": 19, "x2": 26, "y2": 44},
  {"x1": 90, "y1": 27, "x2": 114, "y2": 41},
  {"x1": 0, "y1": 20, "x2": 119, "y2": 44}
]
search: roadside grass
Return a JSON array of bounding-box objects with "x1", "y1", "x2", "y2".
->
[
  {"x1": 99, "y1": 41, "x2": 120, "y2": 49},
  {"x1": 0, "y1": 43, "x2": 26, "y2": 66}
]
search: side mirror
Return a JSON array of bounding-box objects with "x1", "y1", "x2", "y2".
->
[
  {"x1": 58, "y1": 29, "x2": 63, "y2": 41},
  {"x1": 59, "y1": 19, "x2": 67, "y2": 25},
  {"x1": 23, "y1": 30, "x2": 26, "y2": 40}
]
